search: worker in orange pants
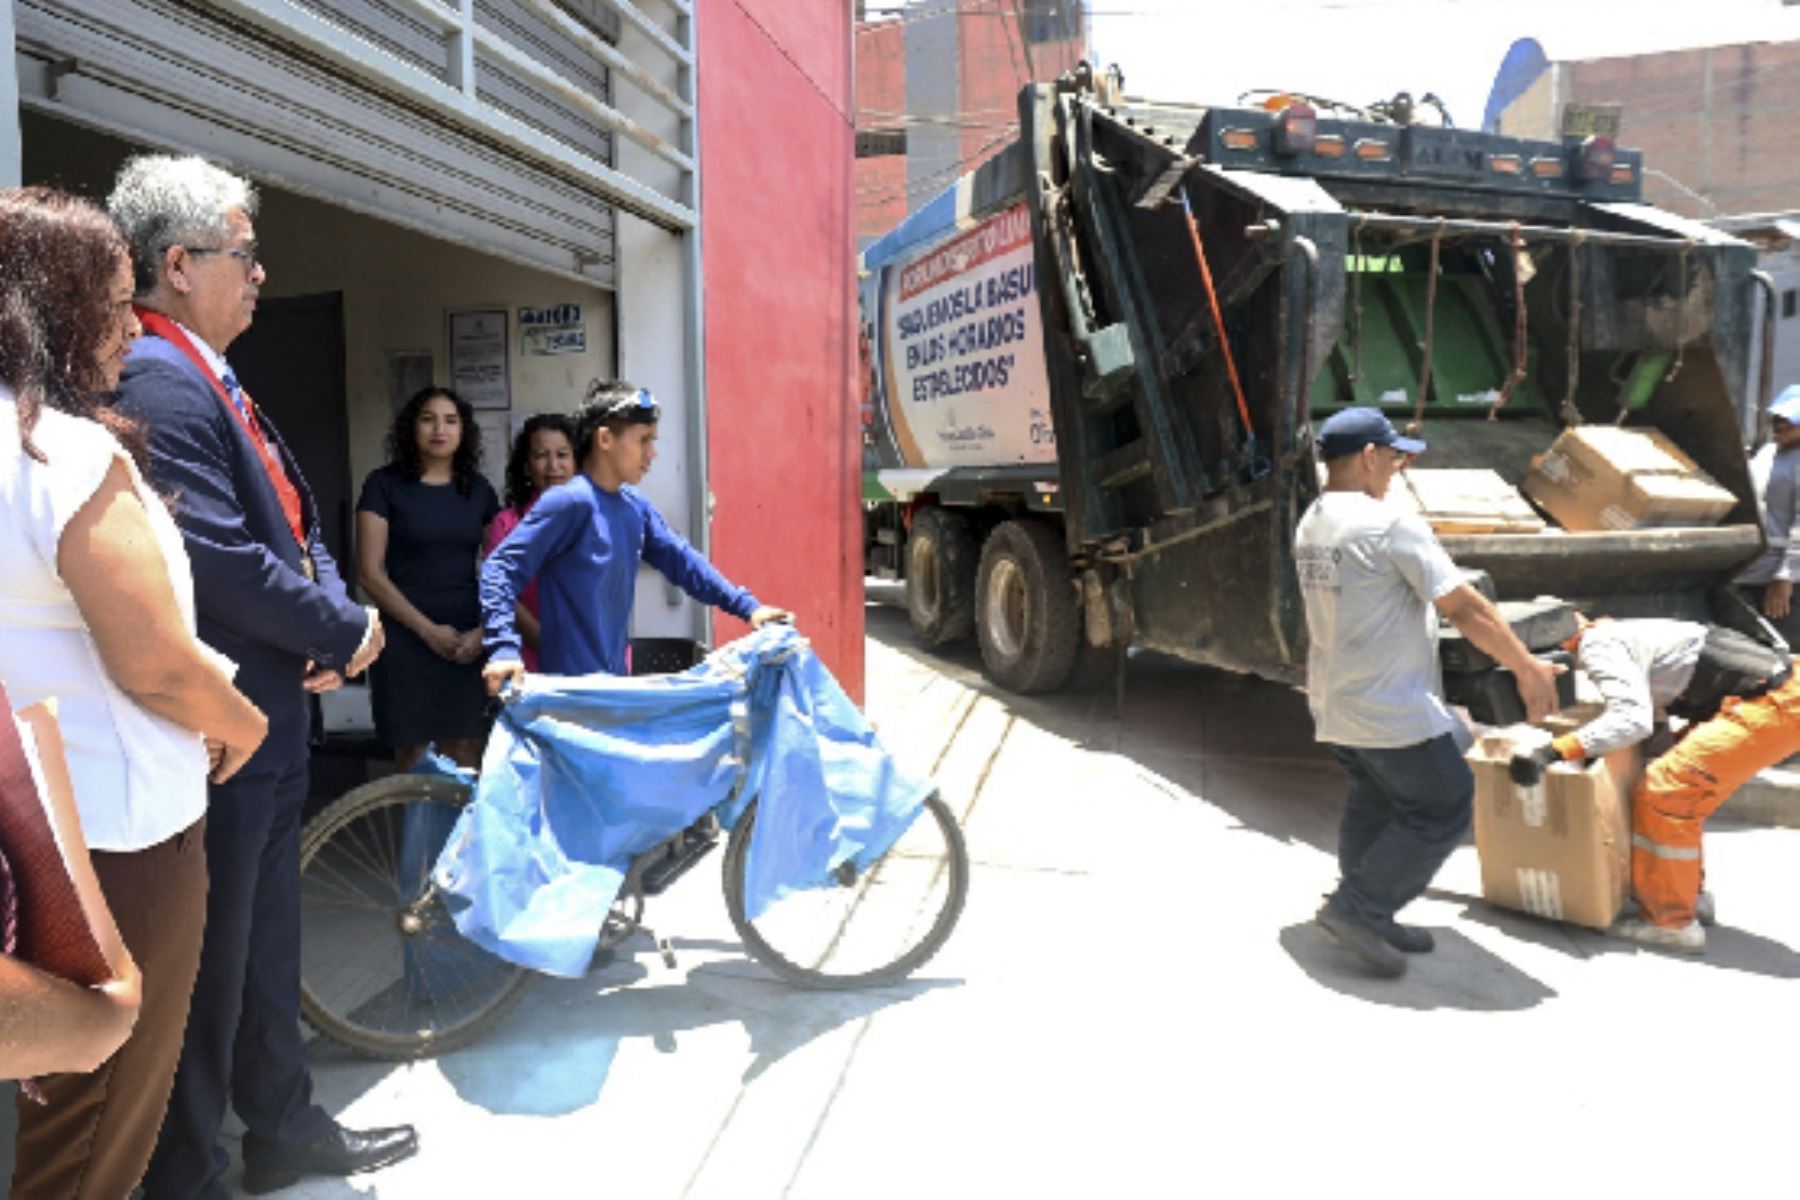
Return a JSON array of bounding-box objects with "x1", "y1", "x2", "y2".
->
[
  {"x1": 1509, "y1": 618, "x2": 1795, "y2": 953},
  {"x1": 1632, "y1": 672, "x2": 1800, "y2": 934}
]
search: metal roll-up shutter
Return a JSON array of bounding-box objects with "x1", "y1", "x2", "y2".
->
[{"x1": 14, "y1": 0, "x2": 640, "y2": 287}]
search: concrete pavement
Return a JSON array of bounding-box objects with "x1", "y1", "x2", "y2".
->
[{"x1": 6, "y1": 603, "x2": 1798, "y2": 1198}]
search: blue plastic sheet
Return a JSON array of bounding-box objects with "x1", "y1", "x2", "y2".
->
[{"x1": 430, "y1": 625, "x2": 934, "y2": 978}]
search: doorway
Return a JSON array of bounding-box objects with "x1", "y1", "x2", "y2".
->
[{"x1": 230, "y1": 292, "x2": 354, "y2": 584}]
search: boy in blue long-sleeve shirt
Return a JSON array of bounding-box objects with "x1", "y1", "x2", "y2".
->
[{"x1": 481, "y1": 380, "x2": 788, "y2": 691}]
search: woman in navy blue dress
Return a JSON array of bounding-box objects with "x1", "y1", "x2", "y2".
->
[{"x1": 356, "y1": 386, "x2": 499, "y2": 768}]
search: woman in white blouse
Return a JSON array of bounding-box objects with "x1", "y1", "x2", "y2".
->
[{"x1": 0, "y1": 188, "x2": 266, "y2": 1198}]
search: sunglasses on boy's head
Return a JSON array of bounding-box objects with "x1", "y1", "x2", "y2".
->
[{"x1": 600, "y1": 388, "x2": 658, "y2": 420}]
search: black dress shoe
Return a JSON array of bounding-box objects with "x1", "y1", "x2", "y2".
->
[
  {"x1": 1315, "y1": 900, "x2": 1407, "y2": 978},
  {"x1": 1378, "y1": 920, "x2": 1435, "y2": 954},
  {"x1": 241, "y1": 1124, "x2": 419, "y2": 1195}
]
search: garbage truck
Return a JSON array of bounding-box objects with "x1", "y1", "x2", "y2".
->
[{"x1": 859, "y1": 66, "x2": 1779, "y2": 696}]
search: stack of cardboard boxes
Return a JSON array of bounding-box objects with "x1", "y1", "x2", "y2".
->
[
  {"x1": 1396, "y1": 425, "x2": 1736, "y2": 538},
  {"x1": 1520, "y1": 426, "x2": 1737, "y2": 532},
  {"x1": 1454, "y1": 425, "x2": 1729, "y2": 925}
]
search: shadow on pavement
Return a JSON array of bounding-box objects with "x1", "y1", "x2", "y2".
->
[
  {"x1": 425, "y1": 957, "x2": 959, "y2": 1118},
  {"x1": 864, "y1": 603, "x2": 1347, "y2": 855},
  {"x1": 1279, "y1": 921, "x2": 1558, "y2": 1011},
  {"x1": 1442, "y1": 890, "x2": 1800, "y2": 981}
]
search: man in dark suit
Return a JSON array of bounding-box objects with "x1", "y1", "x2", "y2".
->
[{"x1": 108, "y1": 155, "x2": 418, "y2": 1197}]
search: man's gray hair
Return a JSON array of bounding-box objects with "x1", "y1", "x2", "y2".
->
[{"x1": 108, "y1": 155, "x2": 259, "y2": 294}]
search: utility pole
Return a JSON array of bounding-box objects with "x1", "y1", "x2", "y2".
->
[
  {"x1": 1011, "y1": 0, "x2": 1039, "y2": 83},
  {"x1": 0, "y1": 0, "x2": 20, "y2": 187}
]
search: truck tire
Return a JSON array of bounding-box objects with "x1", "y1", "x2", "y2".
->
[
  {"x1": 975, "y1": 519, "x2": 1080, "y2": 693},
  {"x1": 906, "y1": 506, "x2": 978, "y2": 645}
]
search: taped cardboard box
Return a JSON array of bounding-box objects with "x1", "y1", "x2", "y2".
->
[
  {"x1": 1519, "y1": 425, "x2": 1736, "y2": 532},
  {"x1": 1468, "y1": 721, "x2": 1639, "y2": 930}
]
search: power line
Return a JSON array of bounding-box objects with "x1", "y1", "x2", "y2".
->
[
  {"x1": 857, "y1": 108, "x2": 1021, "y2": 131},
  {"x1": 855, "y1": 0, "x2": 1100, "y2": 37},
  {"x1": 995, "y1": 0, "x2": 1028, "y2": 92},
  {"x1": 855, "y1": 130, "x2": 1018, "y2": 202},
  {"x1": 1007, "y1": 0, "x2": 1040, "y2": 82}
]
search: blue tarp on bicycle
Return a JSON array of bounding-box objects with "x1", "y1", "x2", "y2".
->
[{"x1": 429, "y1": 625, "x2": 934, "y2": 978}]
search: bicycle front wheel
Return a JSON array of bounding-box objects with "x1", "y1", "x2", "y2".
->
[
  {"x1": 723, "y1": 793, "x2": 968, "y2": 989},
  {"x1": 299, "y1": 774, "x2": 533, "y2": 1059}
]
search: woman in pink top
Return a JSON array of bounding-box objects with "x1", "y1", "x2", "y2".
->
[{"x1": 483, "y1": 414, "x2": 576, "y2": 670}]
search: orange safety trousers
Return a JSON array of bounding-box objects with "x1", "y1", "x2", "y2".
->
[{"x1": 1633, "y1": 670, "x2": 1800, "y2": 927}]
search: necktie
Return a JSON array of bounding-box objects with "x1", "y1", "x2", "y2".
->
[
  {"x1": 216, "y1": 368, "x2": 307, "y2": 549},
  {"x1": 220, "y1": 369, "x2": 253, "y2": 424}
]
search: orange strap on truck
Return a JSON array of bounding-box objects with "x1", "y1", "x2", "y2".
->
[
  {"x1": 1179, "y1": 190, "x2": 1255, "y2": 440},
  {"x1": 1411, "y1": 219, "x2": 1444, "y2": 435}
]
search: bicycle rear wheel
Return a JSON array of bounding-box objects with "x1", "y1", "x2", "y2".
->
[
  {"x1": 299, "y1": 774, "x2": 533, "y2": 1059},
  {"x1": 722, "y1": 793, "x2": 968, "y2": 989}
]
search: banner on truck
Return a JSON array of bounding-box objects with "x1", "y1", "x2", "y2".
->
[{"x1": 874, "y1": 203, "x2": 1055, "y2": 468}]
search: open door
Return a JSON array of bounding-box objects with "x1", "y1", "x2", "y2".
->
[{"x1": 229, "y1": 292, "x2": 353, "y2": 585}]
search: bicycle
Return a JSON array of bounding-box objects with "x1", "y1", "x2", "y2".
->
[{"x1": 297, "y1": 663, "x2": 970, "y2": 1061}]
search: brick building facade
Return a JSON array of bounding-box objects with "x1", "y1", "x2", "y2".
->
[
  {"x1": 1492, "y1": 39, "x2": 1800, "y2": 220},
  {"x1": 855, "y1": 1, "x2": 1088, "y2": 246}
]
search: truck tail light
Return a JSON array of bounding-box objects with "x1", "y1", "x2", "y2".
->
[
  {"x1": 1531, "y1": 156, "x2": 1564, "y2": 179},
  {"x1": 1354, "y1": 138, "x2": 1392, "y2": 162},
  {"x1": 1489, "y1": 154, "x2": 1522, "y2": 176},
  {"x1": 1220, "y1": 127, "x2": 1260, "y2": 151},
  {"x1": 1314, "y1": 134, "x2": 1346, "y2": 158},
  {"x1": 1575, "y1": 136, "x2": 1616, "y2": 182},
  {"x1": 1274, "y1": 102, "x2": 1317, "y2": 155},
  {"x1": 1609, "y1": 163, "x2": 1635, "y2": 186}
]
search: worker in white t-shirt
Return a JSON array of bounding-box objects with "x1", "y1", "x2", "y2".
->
[
  {"x1": 1735, "y1": 385, "x2": 1800, "y2": 647},
  {"x1": 1295, "y1": 407, "x2": 1562, "y2": 979}
]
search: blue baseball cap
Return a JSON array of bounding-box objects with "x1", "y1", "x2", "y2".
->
[
  {"x1": 1770, "y1": 384, "x2": 1800, "y2": 425},
  {"x1": 1315, "y1": 406, "x2": 1426, "y2": 461}
]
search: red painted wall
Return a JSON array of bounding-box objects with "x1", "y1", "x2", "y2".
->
[{"x1": 699, "y1": 0, "x2": 864, "y2": 699}]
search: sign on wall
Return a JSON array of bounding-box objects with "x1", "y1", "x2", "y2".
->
[
  {"x1": 387, "y1": 350, "x2": 434, "y2": 416},
  {"x1": 1561, "y1": 103, "x2": 1622, "y2": 139},
  {"x1": 519, "y1": 304, "x2": 587, "y2": 357},
  {"x1": 473, "y1": 410, "x2": 511, "y2": 495},
  {"x1": 448, "y1": 308, "x2": 510, "y2": 410}
]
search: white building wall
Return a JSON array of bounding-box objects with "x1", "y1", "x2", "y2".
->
[
  {"x1": 0, "y1": 1, "x2": 17, "y2": 187},
  {"x1": 613, "y1": 3, "x2": 702, "y2": 643},
  {"x1": 256, "y1": 186, "x2": 616, "y2": 500},
  {"x1": 1743, "y1": 244, "x2": 1800, "y2": 441},
  {"x1": 1770, "y1": 251, "x2": 1800, "y2": 400}
]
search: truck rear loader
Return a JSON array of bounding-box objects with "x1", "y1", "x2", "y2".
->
[{"x1": 859, "y1": 67, "x2": 1779, "y2": 698}]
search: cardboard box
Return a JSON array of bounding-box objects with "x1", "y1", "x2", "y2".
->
[
  {"x1": 1519, "y1": 426, "x2": 1736, "y2": 532},
  {"x1": 1468, "y1": 724, "x2": 1639, "y2": 930},
  {"x1": 1402, "y1": 468, "x2": 1546, "y2": 535}
]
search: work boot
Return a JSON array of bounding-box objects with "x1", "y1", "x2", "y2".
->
[
  {"x1": 1316, "y1": 900, "x2": 1407, "y2": 978},
  {"x1": 1378, "y1": 919, "x2": 1435, "y2": 954},
  {"x1": 1612, "y1": 917, "x2": 1706, "y2": 955}
]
